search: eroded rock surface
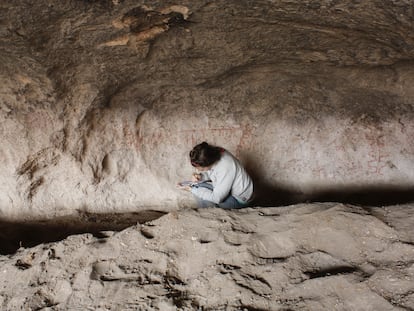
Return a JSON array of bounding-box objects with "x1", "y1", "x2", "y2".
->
[
  {"x1": 1, "y1": 2, "x2": 414, "y2": 309},
  {"x1": 1, "y1": 1, "x2": 414, "y2": 217},
  {"x1": 1, "y1": 203, "x2": 413, "y2": 310}
]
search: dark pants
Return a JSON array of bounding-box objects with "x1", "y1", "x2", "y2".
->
[{"x1": 193, "y1": 182, "x2": 249, "y2": 209}]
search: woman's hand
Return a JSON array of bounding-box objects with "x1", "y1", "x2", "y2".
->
[
  {"x1": 176, "y1": 183, "x2": 192, "y2": 192},
  {"x1": 192, "y1": 173, "x2": 202, "y2": 182}
]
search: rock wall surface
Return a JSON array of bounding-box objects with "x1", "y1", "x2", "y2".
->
[
  {"x1": 1, "y1": 0, "x2": 414, "y2": 217},
  {"x1": 0, "y1": 203, "x2": 413, "y2": 310}
]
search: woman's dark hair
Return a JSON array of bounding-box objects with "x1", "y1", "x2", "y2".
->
[{"x1": 189, "y1": 142, "x2": 223, "y2": 167}]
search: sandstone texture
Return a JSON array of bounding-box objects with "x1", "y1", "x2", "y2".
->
[
  {"x1": 1, "y1": 2, "x2": 414, "y2": 309},
  {"x1": 1, "y1": 1, "x2": 414, "y2": 217},
  {"x1": 1, "y1": 203, "x2": 413, "y2": 310}
]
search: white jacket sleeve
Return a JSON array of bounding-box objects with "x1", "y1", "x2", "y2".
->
[{"x1": 191, "y1": 159, "x2": 236, "y2": 204}]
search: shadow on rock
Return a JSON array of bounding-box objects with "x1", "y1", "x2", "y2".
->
[
  {"x1": 254, "y1": 182, "x2": 414, "y2": 207},
  {"x1": 0, "y1": 210, "x2": 166, "y2": 255},
  {"x1": 310, "y1": 185, "x2": 414, "y2": 206},
  {"x1": 251, "y1": 180, "x2": 414, "y2": 207}
]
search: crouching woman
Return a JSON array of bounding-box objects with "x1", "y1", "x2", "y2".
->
[{"x1": 186, "y1": 142, "x2": 254, "y2": 209}]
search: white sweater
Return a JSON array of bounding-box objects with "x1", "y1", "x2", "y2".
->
[{"x1": 191, "y1": 151, "x2": 253, "y2": 204}]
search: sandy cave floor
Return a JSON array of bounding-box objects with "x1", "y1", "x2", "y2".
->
[{"x1": 0, "y1": 202, "x2": 413, "y2": 310}]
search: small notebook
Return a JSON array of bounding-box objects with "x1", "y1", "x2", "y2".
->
[{"x1": 177, "y1": 181, "x2": 203, "y2": 187}]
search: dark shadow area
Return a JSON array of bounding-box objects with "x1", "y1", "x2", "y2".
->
[
  {"x1": 252, "y1": 182, "x2": 414, "y2": 207},
  {"x1": 309, "y1": 186, "x2": 414, "y2": 207},
  {"x1": 252, "y1": 181, "x2": 306, "y2": 207},
  {"x1": 241, "y1": 154, "x2": 307, "y2": 207},
  {"x1": 0, "y1": 210, "x2": 166, "y2": 255},
  {"x1": 1, "y1": 182, "x2": 413, "y2": 256},
  {"x1": 241, "y1": 152, "x2": 414, "y2": 207}
]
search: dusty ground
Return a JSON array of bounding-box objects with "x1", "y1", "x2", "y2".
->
[
  {"x1": 1, "y1": 2, "x2": 413, "y2": 309},
  {"x1": 0, "y1": 202, "x2": 413, "y2": 310}
]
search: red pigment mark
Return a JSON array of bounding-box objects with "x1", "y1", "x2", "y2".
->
[
  {"x1": 177, "y1": 126, "x2": 246, "y2": 152},
  {"x1": 25, "y1": 111, "x2": 51, "y2": 131},
  {"x1": 135, "y1": 124, "x2": 254, "y2": 157},
  {"x1": 367, "y1": 149, "x2": 390, "y2": 175},
  {"x1": 236, "y1": 123, "x2": 254, "y2": 156},
  {"x1": 365, "y1": 133, "x2": 390, "y2": 176},
  {"x1": 123, "y1": 123, "x2": 136, "y2": 148},
  {"x1": 277, "y1": 159, "x2": 301, "y2": 178},
  {"x1": 311, "y1": 166, "x2": 328, "y2": 179}
]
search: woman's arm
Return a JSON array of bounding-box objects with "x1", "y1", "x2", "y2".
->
[{"x1": 191, "y1": 158, "x2": 236, "y2": 204}]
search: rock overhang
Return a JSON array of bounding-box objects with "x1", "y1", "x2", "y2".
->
[{"x1": 0, "y1": 0, "x2": 413, "y2": 217}]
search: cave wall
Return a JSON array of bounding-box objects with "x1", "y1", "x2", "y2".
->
[{"x1": 1, "y1": 0, "x2": 414, "y2": 218}]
